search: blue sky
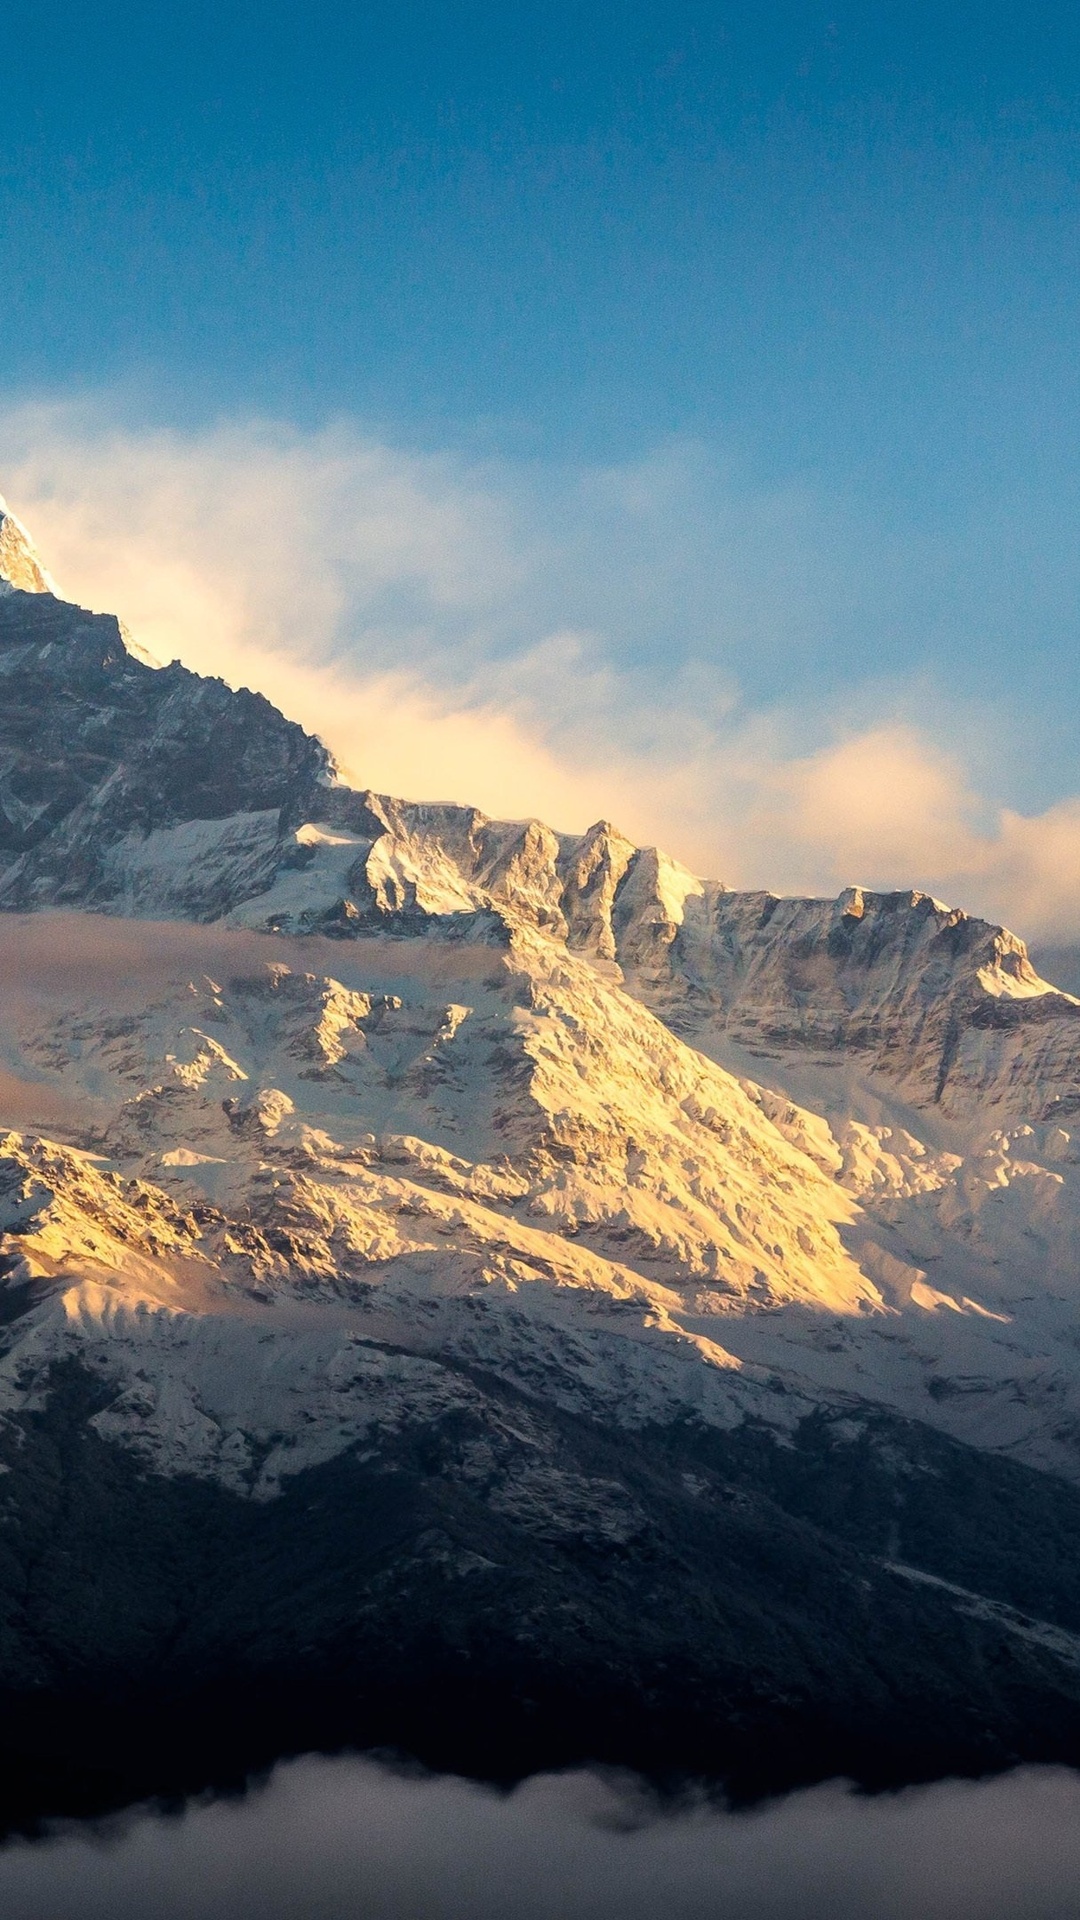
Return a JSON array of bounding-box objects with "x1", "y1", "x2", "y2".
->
[{"x1": 4, "y1": 3, "x2": 1080, "y2": 929}]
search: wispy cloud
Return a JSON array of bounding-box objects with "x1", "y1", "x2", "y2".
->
[{"x1": 3, "y1": 397, "x2": 1080, "y2": 942}]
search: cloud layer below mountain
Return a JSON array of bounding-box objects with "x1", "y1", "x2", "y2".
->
[
  {"x1": 3, "y1": 1757, "x2": 1080, "y2": 1920},
  {"x1": 3, "y1": 399, "x2": 1080, "y2": 939}
]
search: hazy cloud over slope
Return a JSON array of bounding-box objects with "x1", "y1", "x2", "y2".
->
[
  {"x1": 4, "y1": 1758, "x2": 1080, "y2": 1920},
  {"x1": 4, "y1": 399, "x2": 1080, "y2": 937}
]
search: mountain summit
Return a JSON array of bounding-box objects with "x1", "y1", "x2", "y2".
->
[
  {"x1": 2, "y1": 507, "x2": 1080, "y2": 1817},
  {"x1": 0, "y1": 495, "x2": 57, "y2": 595}
]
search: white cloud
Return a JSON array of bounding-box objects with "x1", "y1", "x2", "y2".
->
[
  {"x1": 4, "y1": 1754, "x2": 1080, "y2": 1920},
  {"x1": 2, "y1": 397, "x2": 1080, "y2": 943}
]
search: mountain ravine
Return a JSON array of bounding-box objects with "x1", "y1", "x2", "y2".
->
[{"x1": 3, "y1": 496, "x2": 1080, "y2": 1818}]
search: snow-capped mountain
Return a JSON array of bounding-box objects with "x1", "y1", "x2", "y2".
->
[{"x1": 3, "y1": 516, "x2": 1080, "y2": 1813}]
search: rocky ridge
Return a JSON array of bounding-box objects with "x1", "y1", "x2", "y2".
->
[{"x1": 0, "y1": 570, "x2": 1075, "y2": 1130}]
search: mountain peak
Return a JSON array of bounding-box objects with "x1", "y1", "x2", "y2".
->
[{"x1": 0, "y1": 495, "x2": 58, "y2": 596}]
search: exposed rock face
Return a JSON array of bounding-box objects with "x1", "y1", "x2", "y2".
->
[
  {"x1": 2, "y1": 549, "x2": 1080, "y2": 1809},
  {"x1": 0, "y1": 588, "x2": 329, "y2": 912},
  {"x1": 655, "y1": 884, "x2": 1080, "y2": 1122}
]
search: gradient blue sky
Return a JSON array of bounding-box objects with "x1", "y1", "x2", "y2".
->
[{"x1": 3, "y1": 2, "x2": 1080, "y2": 928}]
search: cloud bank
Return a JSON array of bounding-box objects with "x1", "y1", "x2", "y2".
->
[
  {"x1": 3, "y1": 398, "x2": 1080, "y2": 939},
  {"x1": 3, "y1": 1757, "x2": 1080, "y2": 1920}
]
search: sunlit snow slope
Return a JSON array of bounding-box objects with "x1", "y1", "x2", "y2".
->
[{"x1": 0, "y1": 515, "x2": 1078, "y2": 1498}]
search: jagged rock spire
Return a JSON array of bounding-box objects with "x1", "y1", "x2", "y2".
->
[
  {"x1": 0, "y1": 493, "x2": 160, "y2": 661},
  {"x1": 0, "y1": 493, "x2": 58, "y2": 595}
]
